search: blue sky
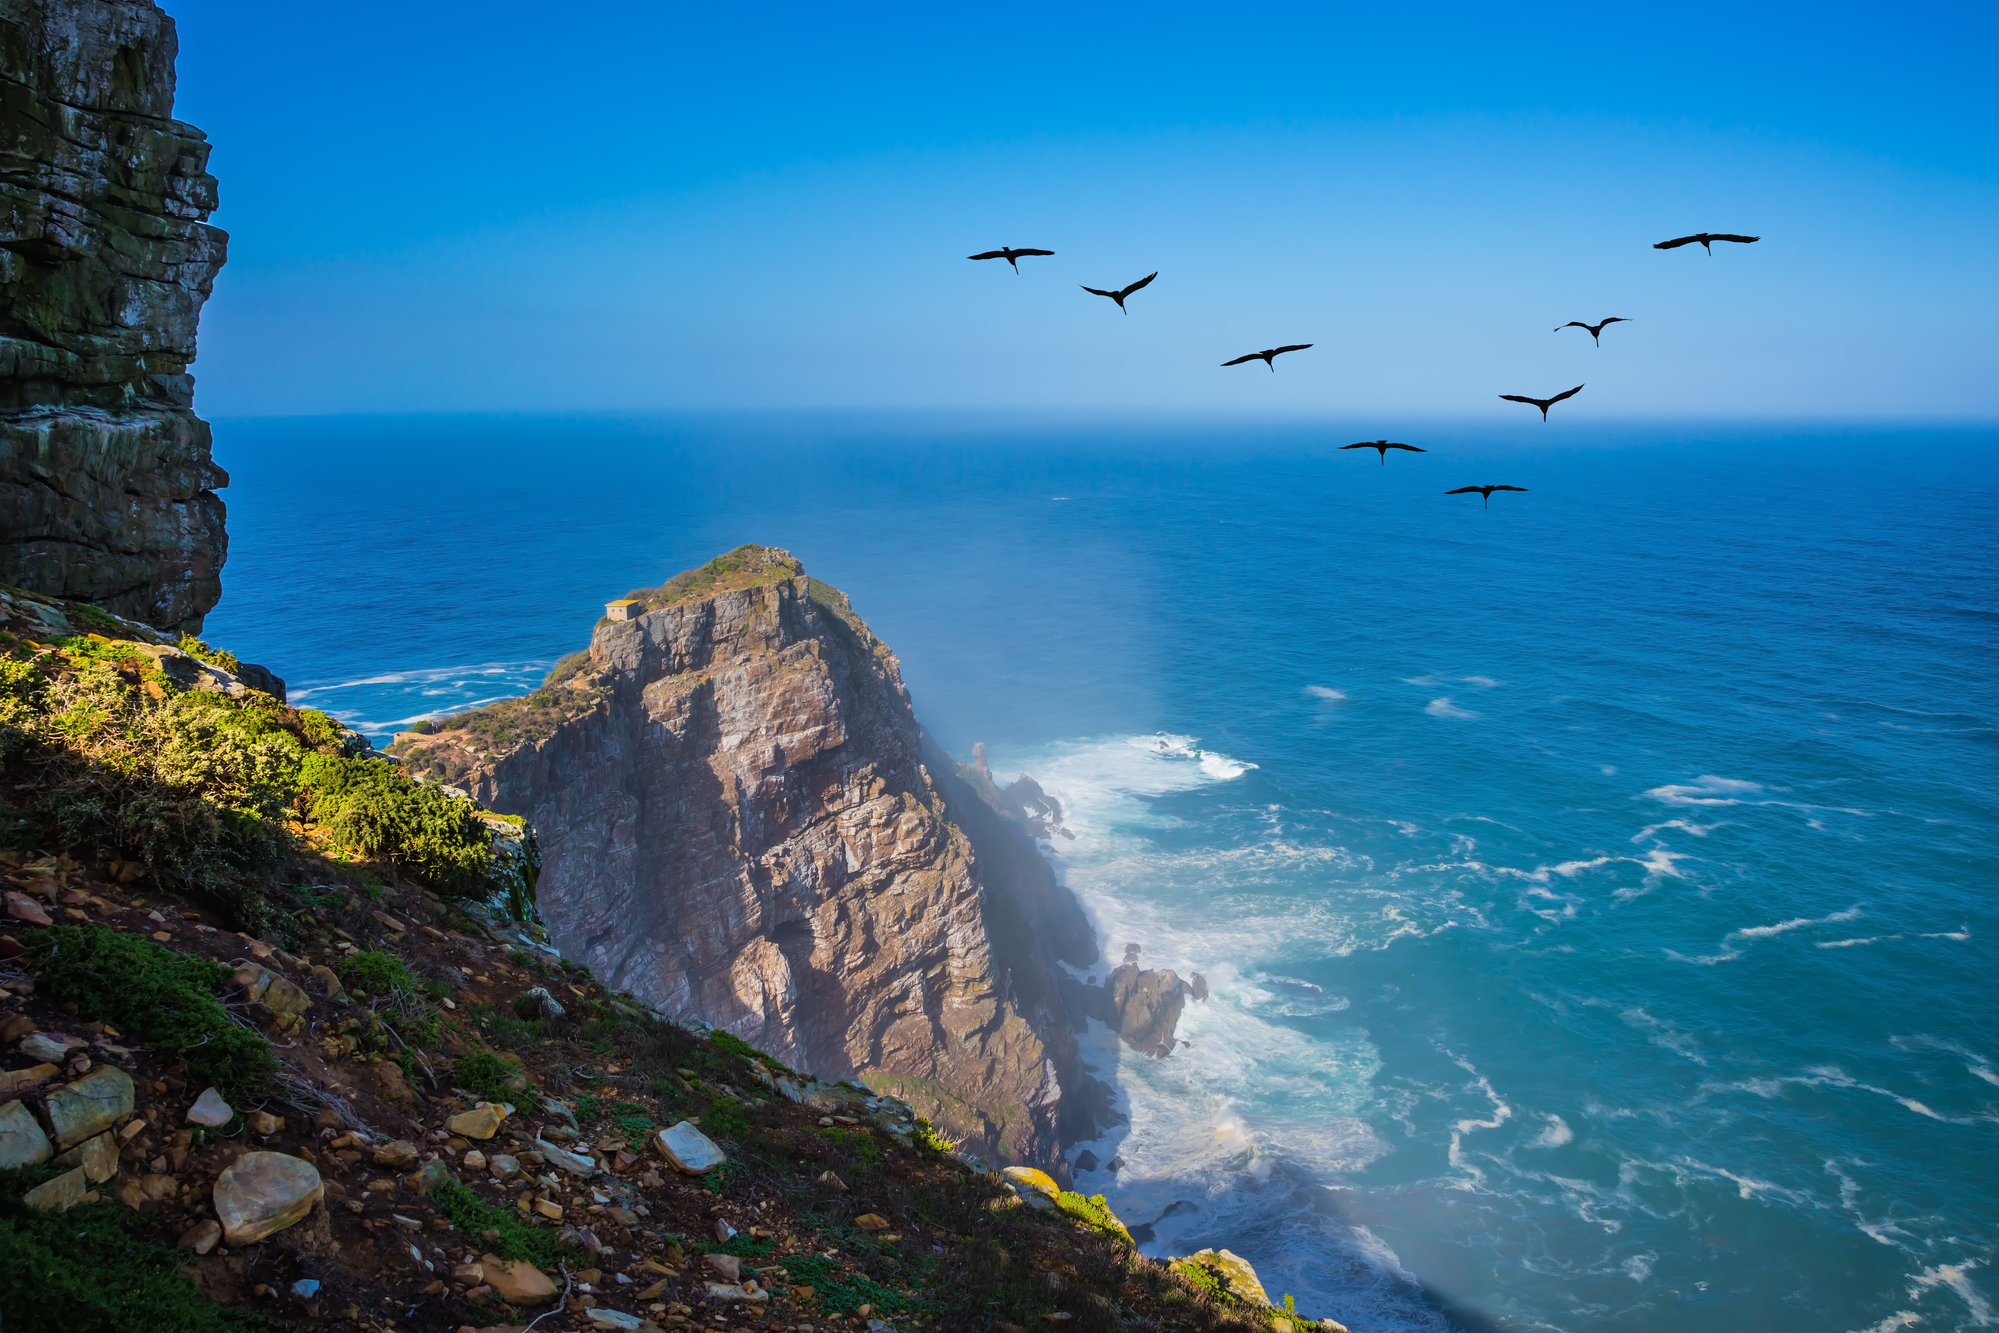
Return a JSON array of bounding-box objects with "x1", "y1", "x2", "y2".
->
[{"x1": 172, "y1": 1, "x2": 1998, "y2": 418}]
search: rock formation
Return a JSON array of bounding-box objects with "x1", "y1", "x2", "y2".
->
[
  {"x1": 394, "y1": 546, "x2": 1101, "y2": 1167},
  {"x1": 0, "y1": 0, "x2": 230, "y2": 632},
  {"x1": 1062, "y1": 942, "x2": 1207, "y2": 1059}
]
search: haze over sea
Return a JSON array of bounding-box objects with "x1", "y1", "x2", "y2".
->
[{"x1": 206, "y1": 413, "x2": 1997, "y2": 1333}]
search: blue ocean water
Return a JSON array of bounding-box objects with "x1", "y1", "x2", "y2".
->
[{"x1": 204, "y1": 414, "x2": 1999, "y2": 1332}]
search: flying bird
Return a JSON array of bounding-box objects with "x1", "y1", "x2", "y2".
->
[
  {"x1": 1080, "y1": 271, "x2": 1157, "y2": 313},
  {"x1": 968, "y1": 246, "x2": 1055, "y2": 272},
  {"x1": 1653, "y1": 233, "x2": 1759, "y2": 254},
  {"x1": 1499, "y1": 384, "x2": 1583, "y2": 421},
  {"x1": 1341, "y1": 440, "x2": 1426, "y2": 465},
  {"x1": 1446, "y1": 485, "x2": 1528, "y2": 508},
  {"x1": 1555, "y1": 317, "x2": 1629, "y2": 345},
  {"x1": 1222, "y1": 344, "x2": 1313, "y2": 371}
]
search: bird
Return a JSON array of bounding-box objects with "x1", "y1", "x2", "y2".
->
[
  {"x1": 1341, "y1": 440, "x2": 1426, "y2": 465},
  {"x1": 1653, "y1": 233, "x2": 1759, "y2": 255},
  {"x1": 1499, "y1": 384, "x2": 1583, "y2": 421},
  {"x1": 1080, "y1": 272, "x2": 1157, "y2": 313},
  {"x1": 968, "y1": 246, "x2": 1055, "y2": 272},
  {"x1": 1221, "y1": 344, "x2": 1313, "y2": 371},
  {"x1": 1555, "y1": 317, "x2": 1629, "y2": 345},
  {"x1": 1447, "y1": 485, "x2": 1528, "y2": 508}
]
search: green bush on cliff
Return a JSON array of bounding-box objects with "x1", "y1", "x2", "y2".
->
[
  {"x1": 616, "y1": 543, "x2": 802, "y2": 616},
  {"x1": 299, "y1": 753, "x2": 497, "y2": 898},
  {"x1": 1056, "y1": 1190, "x2": 1134, "y2": 1245},
  {"x1": 175, "y1": 635, "x2": 241, "y2": 674}
]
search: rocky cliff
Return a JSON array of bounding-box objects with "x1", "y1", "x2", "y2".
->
[
  {"x1": 0, "y1": 0, "x2": 229, "y2": 632},
  {"x1": 393, "y1": 546, "x2": 1104, "y2": 1169}
]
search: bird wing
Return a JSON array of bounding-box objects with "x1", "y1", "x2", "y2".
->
[
  {"x1": 968, "y1": 251, "x2": 1006, "y2": 260},
  {"x1": 1549, "y1": 384, "x2": 1584, "y2": 403},
  {"x1": 1014, "y1": 248, "x2": 1056, "y2": 257},
  {"x1": 1272, "y1": 344, "x2": 1313, "y2": 355},
  {"x1": 1386, "y1": 443, "x2": 1426, "y2": 452},
  {"x1": 1493, "y1": 486, "x2": 1528, "y2": 492},
  {"x1": 1081, "y1": 285, "x2": 1117, "y2": 298},
  {"x1": 1338, "y1": 442, "x2": 1374, "y2": 450},
  {"x1": 1711, "y1": 234, "x2": 1759, "y2": 244},
  {"x1": 1498, "y1": 394, "x2": 1543, "y2": 406},
  {"x1": 1555, "y1": 321, "x2": 1587, "y2": 332},
  {"x1": 1119, "y1": 271, "x2": 1159, "y2": 298},
  {"x1": 1444, "y1": 486, "x2": 1484, "y2": 495},
  {"x1": 1220, "y1": 354, "x2": 1260, "y2": 366},
  {"x1": 1653, "y1": 235, "x2": 1699, "y2": 249},
  {"x1": 1601, "y1": 317, "x2": 1630, "y2": 325}
]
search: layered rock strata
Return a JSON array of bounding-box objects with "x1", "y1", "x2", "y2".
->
[
  {"x1": 0, "y1": 0, "x2": 230, "y2": 631},
  {"x1": 395, "y1": 546, "x2": 1096, "y2": 1167}
]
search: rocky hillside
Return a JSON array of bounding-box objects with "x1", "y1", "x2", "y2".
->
[
  {"x1": 392, "y1": 548, "x2": 1106, "y2": 1173},
  {"x1": 0, "y1": 0, "x2": 230, "y2": 632}
]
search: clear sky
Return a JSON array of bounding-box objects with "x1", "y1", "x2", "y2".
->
[{"x1": 171, "y1": 1, "x2": 1998, "y2": 419}]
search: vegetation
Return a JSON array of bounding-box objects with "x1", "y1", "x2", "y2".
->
[
  {"x1": 453, "y1": 1049, "x2": 539, "y2": 1112},
  {"x1": 612, "y1": 544, "x2": 803, "y2": 618},
  {"x1": 807, "y1": 576, "x2": 871, "y2": 642},
  {"x1": 1058, "y1": 1190, "x2": 1135, "y2": 1244},
  {"x1": 428, "y1": 1178, "x2": 575, "y2": 1269},
  {"x1": 340, "y1": 949, "x2": 442, "y2": 1046},
  {"x1": 21, "y1": 923, "x2": 277, "y2": 1095},
  {"x1": 176, "y1": 636, "x2": 241, "y2": 674},
  {"x1": 299, "y1": 754, "x2": 499, "y2": 899}
]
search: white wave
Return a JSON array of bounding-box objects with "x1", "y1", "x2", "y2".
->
[
  {"x1": 1908, "y1": 1260, "x2": 1991, "y2": 1326},
  {"x1": 1632, "y1": 818, "x2": 1718, "y2": 842},
  {"x1": 1732, "y1": 906, "x2": 1864, "y2": 941},
  {"x1": 1850, "y1": 1314, "x2": 1922, "y2": 1333},
  {"x1": 1529, "y1": 1114, "x2": 1573, "y2": 1148},
  {"x1": 1820, "y1": 937, "x2": 1882, "y2": 949},
  {"x1": 1704, "y1": 1066, "x2": 1996, "y2": 1127},
  {"x1": 1443, "y1": 1051, "x2": 1513, "y2": 1190},
  {"x1": 1461, "y1": 676, "x2": 1501, "y2": 689},
  {"x1": 1622, "y1": 1007, "x2": 1707, "y2": 1065},
  {"x1": 287, "y1": 659, "x2": 551, "y2": 701},
  {"x1": 1621, "y1": 1252, "x2": 1657, "y2": 1283},
  {"x1": 1601, "y1": 764, "x2": 1617, "y2": 775},
  {"x1": 1305, "y1": 685, "x2": 1346, "y2": 701},
  {"x1": 1920, "y1": 928, "x2": 1972, "y2": 941},
  {"x1": 1646, "y1": 775, "x2": 1764, "y2": 806},
  {"x1": 1425, "y1": 697, "x2": 1478, "y2": 720}
]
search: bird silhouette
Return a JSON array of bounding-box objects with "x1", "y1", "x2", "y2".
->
[
  {"x1": 1341, "y1": 440, "x2": 1426, "y2": 465},
  {"x1": 1446, "y1": 485, "x2": 1528, "y2": 508},
  {"x1": 1221, "y1": 344, "x2": 1313, "y2": 371},
  {"x1": 1653, "y1": 233, "x2": 1759, "y2": 255},
  {"x1": 1080, "y1": 272, "x2": 1157, "y2": 313},
  {"x1": 1499, "y1": 384, "x2": 1583, "y2": 421},
  {"x1": 968, "y1": 246, "x2": 1055, "y2": 272},
  {"x1": 1555, "y1": 317, "x2": 1629, "y2": 345}
]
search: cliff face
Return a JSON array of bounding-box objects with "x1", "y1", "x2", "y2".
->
[
  {"x1": 0, "y1": 0, "x2": 229, "y2": 631},
  {"x1": 396, "y1": 547, "x2": 1098, "y2": 1168}
]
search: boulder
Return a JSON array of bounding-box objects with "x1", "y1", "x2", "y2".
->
[
  {"x1": 262, "y1": 976, "x2": 312, "y2": 1016},
  {"x1": 488, "y1": 1153, "x2": 520, "y2": 1178},
  {"x1": 535, "y1": 1137, "x2": 598, "y2": 1176},
  {"x1": 515, "y1": 987, "x2": 565, "y2": 1020},
  {"x1": 411, "y1": 1159, "x2": 454, "y2": 1195},
  {"x1": 0, "y1": 1063, "x2": 59, "y2": 1097},
  {"x1": 479, "y1": 1254, "x2": 558, "y2": 1304},
  {"x1": 19, "y1": 1032, "x2": 87, "y2": 1063},
  {"x1": 0, "y1": 1098, "x2": 53, "y2": 1168},
  {"x1": 22, "y1": 1165, "x2": 93, "y2": 1213},
  {"x1": 309, "y1": 964, "x2": 345, "y2": 998},
  {"x1": 5, "y1": 892, "x2": 52, "y2": 926},
  {"x1": 448, "y1": 1103, "x2": 508, "y2": 1140},
  {"x1": 651, "y1": 1121, "x2": 724, "y2": 1175},
  {"x1": 1107, "y1": 964, "x2": 1192, "y2": 1058},
  {"x1": 51, "y1": 1129, "x2": 119, "y2": 1183},
  {"x1": 231, "y1": 962, "x2": 272, "y2": 1002},
  {"x1": 214, "y1": 1151, "x2": 324, "y2": 1244},
  {"x1": 0, "y1": 1015, "x2": 32, "y2": 1041},
  {"x1": 45, "y1": 1065, "x2": 135, "y2": 1146},
  {"x1": 186, "y1": 1087, "x2": 233, "y2": 1127},
  {"x1": 1002, "y1": 1166, "x2": 1061, "y2": 1202},
  {"x1": 1174, "y1": 1248, "x2": 1270, "y2": 1307},
  {"x1": 705, "y1": 1253, "x2": 742, "y2": 1281}
]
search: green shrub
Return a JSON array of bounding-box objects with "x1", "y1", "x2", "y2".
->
[
  {"x1": 779, "y1": 1254, "x2": 909, "y2": 1315},
  {"x1": 428, "y1": 1179, "x2": 575, "y2": 1268},
  {"x1": 1056, "y1": 1191, "x2": 1133, "y2": 1245},
  {"x1": 22, "y1": 924, "x2": 276, "y2": 1096},
  {"x1": 54, "y1": 635, "x2": 144, "y2": 665},
  {"x1": 176, "y1": 635, "x2": 241, "y2": 674},
  {"x1": 341, "y1": 950, "x2": 441, "y2": 1047},
  {"x1": 702, "y1": 1098, "x2": 751, "y2": 1142},
  {"x1": 300, "y1": 754, "x2": 496, "y2": 898},
  {"x1": 455, "y1": 1049, "x2": 540, "y2": 1113},
  {"x1": 0, "y1": 1167, "x2": 279, "y2": 1332}
]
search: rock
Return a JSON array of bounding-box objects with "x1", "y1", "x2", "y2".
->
[
  {"x1": 536, "y1": 1136, "x2": 598, "y2": 1176},
  {"x1": 534, "y1": 1198, "x2": 563, "y2": 1220},
  {"x1": 1106, "y1": 965, "x2": 1192, "y2": 1058},
  {"x1": 1072, "y1": 1149, "x2": 1100, "y2": 1172},
  {"x1": 262, "y1": 976, "x2": 313, "y2": 1017},
  {"x1": 231, "y1": 962, "x2": 272, "y2": 1002},
  {"x1": 5, "y1": 893, "x2": 52, "y2": 926},
  {"x1": 705, "y1": 1253, "x2": 742, "y2": 1281},
  {"x1": 0, "y1": 1015, "x2": 32, "y2": 1041},
  {"x1": 142, "y1": 1173, "x2": 180, "y2": 1201},
  {"x1": 309, "y1": 964, "x2": 344, "y2": 998},
  {"x1": 1002, "y1": 1166, "x2": 1061, "y2": 1202},
  {"x1": 51, "y1": 1129, "x2": 118, "y2": 1183},
  {"x1": 714, "y1": 1218, "x2": 736, "y2": 1242},
  {"x1": 290, "y1": 1279, "x2": 320, "y2": 1298},
  {"x1": 853, "y1": 1213, "x2": 891, "y2": 1232},
  {"x1": 651, "y1": 1121, "x2": 724, "y2": 1175},
  {"x1": 514, "y1": 987, "x2": 565, "y2": 1020},
  {"x1": 45, "y1": 1065, "x2": 134, "y2": 1146},
  {"x1": 452, "y1": 1260, "x2": 487, "y2": 1284},
  {"x1": 20, "y1": 1032, "x2": 87, "y2": 1062},
  {"x1": 186, "y1": 1087, "x2": 234, "y2": 1127},
  {"x1": 463, "y1": 1149, "x2": 487, "y2": 1171},
  {"x1": 585, "y1": 1311, "x2": 646, "y2": 1330},
  {"x1": 23, "y1": 1165, "x2": 93, "y2": 1213},
  {"x1": 1174, "y1": 1249, "x2": 1270, "y2": 1307},
  {"x1": 412, "y1": 1159, "x2": 454, "y2": 1194},
  {"x1": 0, "y1": 1098, "x2": 54, "y2": 1168},
  {"x1": 488, "y1": 1153, "x2": 519, "y2": 1178},
  {"x1": 480, "y1": 1254, "x2": 558, "y2": 1305},
  {"x1": 705, "y1": 1282, "x2": 768, "y2": 1303},
  {"x1": 0, "y1": 1063, "x2": 59, "y2": 1097},
  {"x1": 449, "y1": 1103, "x2": 509, "y2": 1140},
  {"x1": 246, "y1": 1110, "x2": 283, "y2": 1136},
  {"x1": 178, "y1": 1219, "x2": 222, "y2": 1254},
  {"x1": 213, "y1": 1151, "x2": 324, "y2": 1244},
  {"x1": 1189, "y1": 972, "x2": 1210, "y2": 1001},
  {"x1": 374, "y1": 1061, "x2": 419, "y2": 1111},
  {"x1": 373, "y1": 1139, "x2": 421, "y2": 1171},
  {"x1": 817, "y1": 1170, "x2": 847, "y2": 1191}
]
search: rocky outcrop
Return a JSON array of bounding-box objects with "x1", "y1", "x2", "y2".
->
[
  {"x1": 395, "y1": 546, "x2": 1097, "y2": 1167},
  {"x1": 0, "y1": 0, "x2": 229, "y2": 631},
  {"x1": 1063, "y1": 942, "x2": 1207, "y2": 1059}
]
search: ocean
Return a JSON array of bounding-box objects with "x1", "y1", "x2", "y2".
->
[{"x1": 203, "y1": 413, "x2": 1999, "y2": 1333}]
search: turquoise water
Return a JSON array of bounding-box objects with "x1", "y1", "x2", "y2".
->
[{"x1": 204, "y1": 414, "x2": 1999, "y2": 1332}]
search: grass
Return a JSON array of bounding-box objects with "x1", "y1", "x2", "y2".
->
[
  {"x1": 454, "y1": 1049, "x2": 539, "y2": 1113},
  {"x1": 1057, "y1": 1191, "x2": 1135, "y2": 1245},
  {"x1": 0, "y1": 1166, "x2": 280, "y2": 1332},
  {"x1": 176, "y1": 636, "x2": 241, "y2": 674},
  {"x1": 300, "y1": 754, "x2": 498, "y2": 899},
  {"x1": 340, "y1": 949, "x2": 442, "y2": 1047},
  {"x1": 428, "y1": 1178, "x2": 577, "y2": 1270},
  {"x1": 611, "y1": 544, "x2": 803, "y2": 618},
  {"x1": 21, "y1": 923, "x2": 276, "y2": 1096}
]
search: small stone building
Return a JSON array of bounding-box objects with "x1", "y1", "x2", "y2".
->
[{"x1": 604, "y1": 599, "x2": 642, "y2": 621}]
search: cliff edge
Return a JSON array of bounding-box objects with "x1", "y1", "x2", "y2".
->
[
  {"x1": 394, "y1": 545, "x2": 1100, "y2": 1168},
  {"x1": 0, "y1": 0, "x2": 229, "y2": 632}
]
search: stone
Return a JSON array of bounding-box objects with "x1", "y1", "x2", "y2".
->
[
  {"x1": 309, "y1": 964, "x2": 344, "y2": 998},
  {"x1": 0, "y1": 1063, "x2": 59, "y2": 1097},
  {"x1": 817, "y1": 1170, "x2": 847, "y2": 1191},
  {"x1": 245, "y1": 1110, "x2": 283, "y2": 1136},
  {"x1": 1106, "y1": 964, "x2": 1193, "y2": 1058},
  {"x1": 488, "y1": 1153, "x2": 520, "y2": 1178},
  {"x1": 232, "y1": 962, "x2": 272, "y2": 1002},
  {"x1": 262, "y1": 976, "x2": 312, "y2": 1017},
  {"x1": 534, "y1": 1197, "x2": 563, "y2": 1220},
  {"x1": 479, "y1": 1254, "x2": 559, "y2": 1304},
  {"x1": 453, "y1": 1261, "x2": 486, "y2": 1284},
  {"x1": 514, "y1": 987, "x2": 565, "y2": 1020},
  {"x1": 0, "y1": 1015, "x2": 32, "y2": 1041},
  {"x1": 22, "y1": 1165, "x2": 92, "y2": 1213},
  {"x1": 853, "y1": 1213, "x2": 890, "y2": 1232},
  {"x1": 5, "y1": 893, "x2": 51, "y2": 926},
  {"x1": 704, "y1": 1254, "x2": 741, "y2": 1281},
  {"x1": 19, "y1": 1031, "x2": 87, "y2": 1062},
  {"x1": 1072, "y1": 1149, "x2": 1100, "y2": 1172},
  {"x1": 449, "y1": 1103, "x2": 509, "y2": 1140},
  {"x1": 651, "y1": 1121, "x2": 724, "y2": 1175},
  {"x1": 213, "y1": 1151, "x2": 324, "y2": 1244},
  {"x1": 586, "y1": 1312, "x2": 646, "y2": 1331},
  {"x1": 178, "y1": 1219, "x2": 222, "y2": 1254},
  {"x1": 0, "y1": 1097, "x2": 53, "y2": 1168},
  {"x1": 463, "y1": 1150, "x2": 487, "y2": 1171},
  {"x1": 51, "y1": 1129, "x2": 118, "y2": 1183},
  {"x1": 1174, "y1": 1249, "x2": 1270, "y2": 1307},
  {"x1": 186, "y1": 1087, "x2": 234, "y2": 1127},
  {"x1": 373, "y1": 1139, "x2": 421, "y2": 1171},
  {"x1": 705, "y1": 1282, "x2": 768, "y2": 1303},
  {"x1": 141, "y1": 1173, "x2": 179, "y2": 1201},
  {"x1": 1002, "y1": 1166, "x2": 1061, "y2": 1202},
  {"x1": 45, "y1": 1065, "x2": 134, "y2": 1146},
  {"x1": 412, "y1": 1158, "x2": 454, "y2": 1194},
  {"x1": 536, "y1": 1137, "x2": 598, "y2": 1176}
]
